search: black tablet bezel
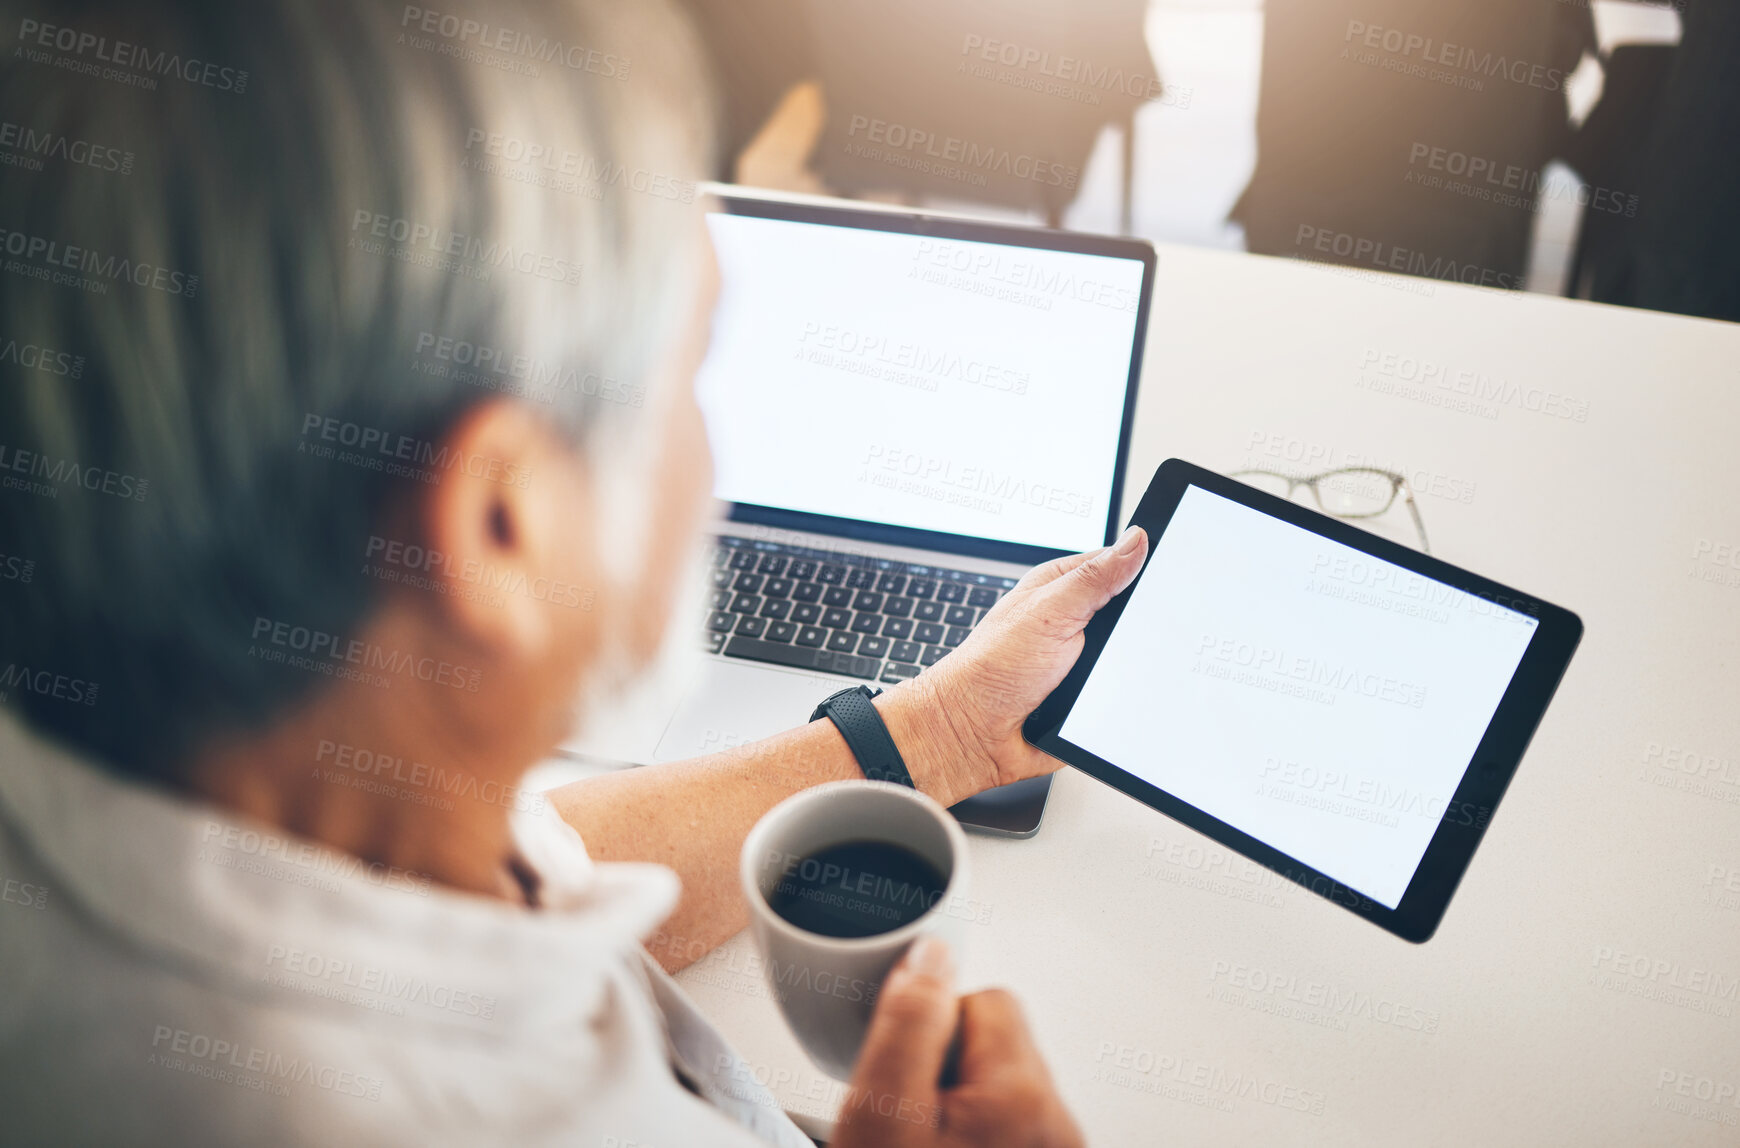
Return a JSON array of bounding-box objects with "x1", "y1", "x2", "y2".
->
[
  {"x1": 706, "y1": 191, "x2": 1157, "y2": 564},
  {"x1": 1023, "y1": 458, "x2": 1583, "y2": 942}
]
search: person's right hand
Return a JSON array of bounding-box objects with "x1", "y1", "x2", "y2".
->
[{"x1": 831, "y1": 936, "x2": 1085, "y2": 1148}]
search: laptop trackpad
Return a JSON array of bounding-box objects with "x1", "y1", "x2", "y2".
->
[{"x1": 652, "y1": 660, "x2": 846, "y2": 763}]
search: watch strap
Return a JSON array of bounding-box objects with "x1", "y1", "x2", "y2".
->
[{"x1": 810, "y1": 685, "x2": 915, "y2": 788}]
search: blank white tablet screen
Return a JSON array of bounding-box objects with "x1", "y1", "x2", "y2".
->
[{"x1": 1060, "y1": 485, "x2": 1537, "y2": 908}]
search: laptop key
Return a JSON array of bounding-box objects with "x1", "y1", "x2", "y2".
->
[
  {"x1": 876, "y1": 573, "x2": 907, "y2": 594},
  {"x1": 944, "y1": 626, "x2": 971, "y2": 647},
  {"x1": 711, "y1": 568, "x2": 733, "y2": 589},
  {"x1": 883, "y1": 596, "x2": 913, "y2": 618},
  {"x1": 921, "y1": 645, "x2": 949, "y2": 666},
  {"x1": 817, "y1": 564, "x2": 845, "y2": 584},
  {"x1": 850, "y1": 611, "x2": 882, "y2": 634},
  {"x1": 707, "y1": 630, "x2": 727, "y2": 654},
  {"x1": 767, "y1": 621, "x2": 798, "y2": 643},
  {"x1": 881, "y1": 661, "x2": 922, "y2": 684},
  {"x1": 827, "y1": 630, "x2": 859, "y2": 653},
  {"x1": 944, "y1": 604, "x2": 976, "y2": 627},
  {"x1": 760, "y1": 599, "x2": 792, "y2": 620},
  {"x1": 889, "y1": 639, "x2": 922, "y2": 662},
  {"x1": 792, "y1": 582, "x2": 823, "y2": 603},
  {"x1": 792, "y1": 603, "x2": 822, "y2": 624},
  {"x1": 967, "y1": 587, "x2": 999, "y2": 608},
  {"x1": 881, "y1": 617, "x2": 913, "y2": 639},
  {"x1": 788, "y1": 560, "x2": 816, "y2": 580},
  {"x1": 763, "y1": 578, "x2": 794, "y2": 598},
  {"x1": 710, "y1": 590, "x2": 731, "y2": 610},
  {"x1": 822, "y1": 586, "x2": 853, "y2": 608},
  {"x1": 725, "y1": 635, "x2": 870, "y2": 677},
  {"x1": 735, "y1": 615, "x2": 766, "y2": 638},
  {"x1": 712, "y1": 549, "x2": 732, "y2": 568},
  {"x1": 796, "y1": 625, "x2": 827, "y2": 647},
  {"x1": 822, "y1": 607, "x2": 852, "y2": 629},
  {"x1": 858, "y1": 636, "x2": 890, "y2": 658},
  {"x1": 845, "y1": 568, "x2": 876, "y2": 589},
  {"x1": 914, "y1": 622, "x2": 945, "y2": 644},
  {"x1": 732, "y1": 593, "x2": 762, "y2": 614},
  {"x1": 730, "y1": 551, "x2": 757, "y2": 571},
  {"x1": 733, "y1": 572, "x2": 764, "y2": 594},
  {"x1": 852, "y1": 590, "x2": 883, "y2": 612},
  {"x1": 757, "y1": 555, "x2": 787, "y2": 576},
  {"x1": 936, "y1": 581, "x2": 965, "y2": 603},
  {"x1": 914, "y1": 600, "x2": 944, "y2": 622},
  {"x1": 707, "y1": 611, "x2": 735, "y2": 632}
]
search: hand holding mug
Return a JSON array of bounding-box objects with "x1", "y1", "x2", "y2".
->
[{"x1": 832, "y1": 937, "x2": 1085, "y2": 1148}]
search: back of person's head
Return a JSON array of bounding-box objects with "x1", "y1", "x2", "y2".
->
[{"x1": 0, "y1": 0, "x2": 714, "y2": 783}]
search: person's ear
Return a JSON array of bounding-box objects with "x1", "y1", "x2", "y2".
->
[{"x1": 412, "y1": 399, "x2": 594, "y2": 661}]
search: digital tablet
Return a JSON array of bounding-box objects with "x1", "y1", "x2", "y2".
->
[{"x1": 1024, "y1": 459, "x2": 1582, "y2": 941}]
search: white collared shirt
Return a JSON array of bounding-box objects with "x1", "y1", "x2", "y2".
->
[{"x1": 0, "y1": 715, "x2": 811, "y2": 1147}]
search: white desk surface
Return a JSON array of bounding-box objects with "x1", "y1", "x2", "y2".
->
[{"x1": 673, "y1": 243, "x2": 1740, "y2": 1145}]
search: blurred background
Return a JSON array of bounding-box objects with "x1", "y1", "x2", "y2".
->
[{"x1": 681, "y1": 0, "x2": 1736, "y2": 323}]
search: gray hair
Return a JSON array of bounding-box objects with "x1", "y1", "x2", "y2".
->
[{"x1": 0, "y1": 0, "x2": 714, "y2": 780}]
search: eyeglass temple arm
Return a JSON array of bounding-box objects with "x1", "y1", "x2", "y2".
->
[{"x1": 1400, "y1": 484, "x2": 1431, "y2": 554}]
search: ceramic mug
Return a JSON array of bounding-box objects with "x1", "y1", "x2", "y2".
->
[{"x1": 739, "y1": 779, "x2": 971, "y2": 1080}]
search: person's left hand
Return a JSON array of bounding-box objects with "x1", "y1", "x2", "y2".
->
[{"x1": 880, "y1": 526, "x2": 1148, "y2": 806}]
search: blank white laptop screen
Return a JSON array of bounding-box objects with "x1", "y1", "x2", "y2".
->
[
  {"x1": 1060, "y1": 485, "x2": 1538, "y2": 908},
  {"x1": 696, "y1": 212, "x2": 1146, "y2": 553}
]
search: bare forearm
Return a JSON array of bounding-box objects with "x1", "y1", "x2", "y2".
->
[
  {"x1": 550, "y1": 534, "x2": 1146, "y2": 975},
  {"x1": 549, "y1": 718, "x2": 857, "y2": 972},
  {"x1": 547, "y1": 677, "x2": 979, "y2": 973}
]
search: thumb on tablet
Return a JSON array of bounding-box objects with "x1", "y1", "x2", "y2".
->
[{"x1": 1049, "y1": 526, "x2": 1147, "y2": 622}]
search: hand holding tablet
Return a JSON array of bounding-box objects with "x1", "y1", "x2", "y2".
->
[{"x1": 1025, "y1": 459, "x2": 1581, "y2": 941}]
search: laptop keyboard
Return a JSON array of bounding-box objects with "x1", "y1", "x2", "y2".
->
[{"x1": 703, "y1": 536, "x2": 1019, "y2": 685}]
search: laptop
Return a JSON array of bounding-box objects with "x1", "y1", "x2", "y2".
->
[{"x1": 565, "y1": 187, "x2": 1156, "y2": 836}]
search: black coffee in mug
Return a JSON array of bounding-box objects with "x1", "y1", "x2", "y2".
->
[{"x1": 766, "y1": 839, "x2": 947, "y2": 938}]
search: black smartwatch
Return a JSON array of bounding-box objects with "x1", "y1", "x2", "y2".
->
[{"x1": 810, "y1": 684, "x2": 915, "y2": 788}]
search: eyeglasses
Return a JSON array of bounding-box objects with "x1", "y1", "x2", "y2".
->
[{"x1": 1230, "y1": 467, "x2": 1432, "y2": 553}]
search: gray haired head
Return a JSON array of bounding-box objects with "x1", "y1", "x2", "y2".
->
[{"x1": 0, "y1": 0, "x2": 714, "y2": 780}]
